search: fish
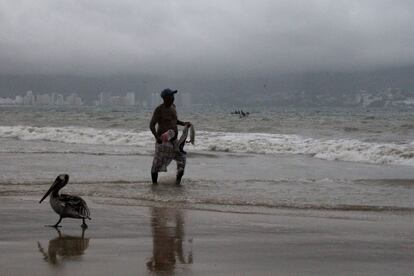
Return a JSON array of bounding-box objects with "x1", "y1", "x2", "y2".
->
[
  {"x1": 188, "y1": 124, "x2": 195, "y2": 145},
  {"x1": 177, "y1": 124, "x2": 195, "y2": 153}
]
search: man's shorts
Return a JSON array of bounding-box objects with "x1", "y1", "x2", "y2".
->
[{"x1": 151, "y1": 141, "x2": 186, "y2": 173}]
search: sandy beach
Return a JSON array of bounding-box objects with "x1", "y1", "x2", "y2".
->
[{"x1": 1, "y1": 196, "x2": 413, "y2": 276}]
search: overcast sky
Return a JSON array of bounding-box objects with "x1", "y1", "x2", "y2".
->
[{"x1": 1, "y1": 0, "x2": 413, "y2": 77}]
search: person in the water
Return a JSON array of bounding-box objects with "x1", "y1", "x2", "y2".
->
[{"x1": 149, "y1": 88, "x2": 191, "y2": 185}]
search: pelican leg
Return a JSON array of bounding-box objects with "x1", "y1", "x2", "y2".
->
[
  {"x1": 46, "y1": 217, "x2": 62, "y2": 228},
  {"x1": 81, "y1": 227, "x2": 86, "y2": 239},
  {"x1": 81, "y1": 218, "x2": 88, "y2": 229}
]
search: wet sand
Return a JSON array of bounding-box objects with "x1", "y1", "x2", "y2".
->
[{"x1": 1, "y1": 196, "x2": 413, "y2": 276}]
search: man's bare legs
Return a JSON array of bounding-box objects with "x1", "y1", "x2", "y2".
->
[
  {"x1": 176, "y1": 169, "x2": 184, "y2": 185},
  {"x1": 151, "y1": 172, "x2": 158, "y2": 184}
]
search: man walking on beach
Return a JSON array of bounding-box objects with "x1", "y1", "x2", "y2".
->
[{"x1": 149, "y1": 88, "x2": 191, "y2": 185}]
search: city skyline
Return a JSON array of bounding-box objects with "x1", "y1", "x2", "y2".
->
[{"x1": 0, "y1": 89, "x2": 193, "y2": 108}]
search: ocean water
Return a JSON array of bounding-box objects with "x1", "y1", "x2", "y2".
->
[{"x1": 1, "y1": 105, "x2": 414, "y2": 213}]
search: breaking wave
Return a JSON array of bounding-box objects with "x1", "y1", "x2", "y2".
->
[
  {"x1": 0, "y1": 125, "x2": 153, "y2": 146},
  {"x1": 1, "y1": 125, "x2": 414, "y2": 166}
]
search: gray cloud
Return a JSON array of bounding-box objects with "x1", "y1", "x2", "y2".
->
[{"x1": 1, "y1": 0, "x2": 414, "y2": 77}]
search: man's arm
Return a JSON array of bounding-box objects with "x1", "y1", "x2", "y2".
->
[
  {"x1": 149, "y1": 108, "x2": 161, "y2": 143},
  {"x1": 177, "y1": 119, "x2": 191, "y2": 127}
]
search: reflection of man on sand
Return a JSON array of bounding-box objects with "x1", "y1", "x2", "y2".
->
[
  {"x1": 147, "y1": 207, "x2": 193, "y2": 273},
  {"x1": 37, "y1": 228, "x2": 89, "y2": 266}
]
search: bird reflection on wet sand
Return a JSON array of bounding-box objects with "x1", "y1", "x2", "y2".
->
[
  {"x1": 37, "y1": 228, "x2": 90, "y2": 266},
  {"x1": 147, "y1": 207, "x2": 193, "y2": 273}
]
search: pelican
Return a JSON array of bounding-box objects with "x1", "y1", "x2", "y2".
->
[{"x1": 39, "y1": 174, "x2": 91, "y2": 228}]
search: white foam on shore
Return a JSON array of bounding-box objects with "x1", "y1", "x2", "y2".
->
[
  {"x1": 1, "y1": 125, "x2": 414, "y2": 166},
  {"x1": 0, "y1": 125, "x2": 153, "y2": 146},
  {"x1": 194, "y1": 131, "x2": 414, "y2": 166}
]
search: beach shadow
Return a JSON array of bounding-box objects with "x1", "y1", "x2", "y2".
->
[
  {"x1": 147, "y1": 207, "x2": 193, "y2": 274},
  {"x1": 37, "y1": 228, "x2": 90, "y2": 266}
]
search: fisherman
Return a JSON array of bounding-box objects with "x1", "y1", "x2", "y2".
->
[{"x1": 149, "y1": 88, "x2": 191, "y2": 185}]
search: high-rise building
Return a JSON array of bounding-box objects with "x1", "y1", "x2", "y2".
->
[
  {"x1": 110, "y1": 96, "x2": 124, "y2": 106},
  {"x1": 56, "y1": 94, "x2": 65, "y2": 105},
  {"x1": 99, "y1": 92, "x2": 111, "y2": 106},
  {"x1": 15, "y1": 96, "x2": 24, "y2": 105},
  {"x1": 66, "y1": 93, "x2": 83, "y2": 106},
  {"x1": 36, "y1": 94, "x2": 51, "y2": 105},
  {"x1": 50, "y1": 93, "x2": 56, "y2": 105},
  {"x1": 125, "y1": 92, "x2": 135, "y2": 106},
  {"x1": 150, "y1": 92, "x2": 161, "y2": 108},
  {"x1": 23, "y1": 90, "x2": 35, "y2": 105}
]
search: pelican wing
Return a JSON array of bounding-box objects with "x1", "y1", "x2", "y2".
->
[{"x1": 59, "y1": 194, "x2": 91, "y2": 219}]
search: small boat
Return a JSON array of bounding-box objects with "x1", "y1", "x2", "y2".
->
[{"x1": 39, "y1": 174, "x2": 91, "y2": 228}]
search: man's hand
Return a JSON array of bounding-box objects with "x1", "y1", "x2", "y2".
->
[{"x1": 184, "y1": 122, "x2": 192, "y2": 127}]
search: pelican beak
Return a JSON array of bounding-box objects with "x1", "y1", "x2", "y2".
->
[{"x1": 39, "y1": 179, "x2": 59, "y2": 203}]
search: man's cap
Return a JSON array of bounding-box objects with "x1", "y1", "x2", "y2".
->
[{"x1": 160, "y1": 88, "x2": 178, "y2": 98}]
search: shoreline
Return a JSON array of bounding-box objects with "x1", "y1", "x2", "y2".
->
[{"x1": 1, "y1": 196, "x2": 413, "y2": 275}]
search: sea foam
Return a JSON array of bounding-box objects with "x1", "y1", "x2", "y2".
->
[{"x1": 1, "y1": 125, "x2": 413, "y2": 166}]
